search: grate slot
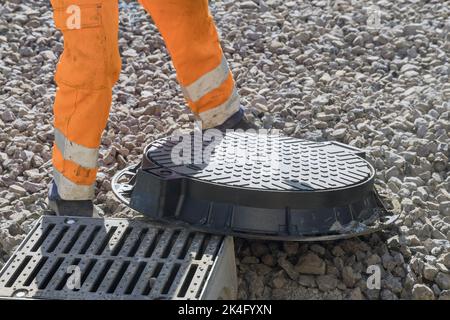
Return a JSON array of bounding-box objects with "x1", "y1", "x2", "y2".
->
[
  {"x1": 167, "y1": 263, "x2": 191, "y2": 297},
  {"x1": 142, "y1": 262, "x2": 164, "y2": 296},
  {"x1": 46, "y1": 226, "x2": 69, "y2": 253},
  {"x1": 122, "y1": 262, "x2": 146, "y2": 295},
  {"x1": 30, "y1": 224, "x2": 55, "y2": 252},
  {"x1": 161, "y1": 264, "x2": 181, "y2": 295},
  {"x1": 5, "y1": 255, "x2": 32, "y2": 287},
  {"x1": 166, "y1": 231, "x2": 191, "y2": 260},
  {"x1": 10, "y1": 254, "x2": 48, "y2": 289},
  {"x1": 51, "y1": 223, "x2": 82, "y2": 254},
  {"x1": 88, "y1": 260, "x2": 114, "y2": 293},
  {"x1": 126, "y1": 228, "x2": 149, "y2": 257},
  {"x1": 23, "y1": 256, "x2": 48, "y2": 287},
  {"x1": 195, "y1": 265, "x2": 212, "y2": 299},
  {"x1": 79, "y1": 259, "x2": 102, "y2": 292},
  {"x1": 144, "y1": 229, "x2": 164, "y2": 258},
  {"x1": 107, "y1": 261, "x2": 130, "y2": 294},
  {"x1": 92, "y1": 226, "x2": 119, "y2": 256},
  {"x1": 61, "y1": 225, "x2": 86, "y2": 254},
  {"x1": 151, "y1": 230, "x2": 174, "y2": 258},
  {"x1": 185, "y1": 233, "x2": 205, "y2": 261},
  {"x1": 130, "y1": 262, "x2": 159, "y2": 296},
  {"x1": 79, "y1": 259, "x2": 97, "y2": 288},
  {"x1": 97, "y1": 260, "x2": 124, "y2": 293},
  {"x1": 204, "y1": 236, "x2": 223, "y2": 260},
  {"x1": 134, "y1": 228, "x2": 160, "y2": 257},
  {"x1": 149, "y1": 261, "x2": 180, "y2": 296},
  {"x1": 111, "y1": 227, "x2": 133, "y2": 256},
  {"x1": 78, "y1": 225, "x2": 102, "y2": 254},
  {"x1": 37, "y1": 257, "x2": 64, "y2": 290},
  {"x1": 177, "y1": 233, "x2": 196, "y2": 260},
  {"x1": 39, "y1": 224, "x2": 66, "y2": 253},
  {"x1": 195, "y1": 234, "x2": 211, "y2": 260},
  {"x1": 177, "y1": 264, "x2": 198, "y2": 298},
  {"x1": 183, "y1": 263, "x2": 209, "y2": 299},
  {"x1": 161, "y1": 230, "x2": 181, "y2": 258}
]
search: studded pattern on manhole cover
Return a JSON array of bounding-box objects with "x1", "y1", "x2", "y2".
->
[
  {"x1": 147, "y1": 132, "x2": 371, "y2": 191},
  {"x1": 0, "y1": 216, "x2": 236, "y2": 300}
]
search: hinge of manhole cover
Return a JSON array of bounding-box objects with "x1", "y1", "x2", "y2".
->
[{"x1": 0, "y1": 216, "x2": 237, "y2": 300}]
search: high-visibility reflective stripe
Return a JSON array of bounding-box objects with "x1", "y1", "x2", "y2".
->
[
  {"x1": 54, "y1": 128, "x2": 99, "y2": 169},
  {"x1": 188, "y1": 72, "x2": 235, "y2": 114},
  {"x1": 52, "y1": 146, "x2": 98, "y2": 185},
  {"x1": 53, "y1": 167, "x2": 95, "y2": 200},
  {"x1": 181, "y1": 54, "x2": 230, "y2": 102},
  {"x1": 198, "y1": 88, "x2": 240, "y2": 129}
]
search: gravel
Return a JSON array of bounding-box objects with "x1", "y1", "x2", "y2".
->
[
  {"x1": 412, "y1": 284, "x2": 435, "y2": 300},
  {"x1": 296, "y1": 252, "x2": 327, "y2": 275},
  {"x1": 0, "y1": 0, "x2": 449, "y2": 300}
]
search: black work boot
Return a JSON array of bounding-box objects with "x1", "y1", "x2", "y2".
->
[
  {"x1": 210, "y1": 107, "x2": 259, "y2": 132},
  {"x1": 46, "y1": 181, "x2": 101, "y2": 217}
]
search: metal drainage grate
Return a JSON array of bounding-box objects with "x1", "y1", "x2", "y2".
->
[
  {"x1": 113, "y1": 132, "x2": 398, "y2": 241},
  {"x1": 0, "y1": 216, "x2": 237, "y2": 300}
]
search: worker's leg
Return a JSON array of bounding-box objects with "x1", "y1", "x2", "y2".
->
[
  {"x1": 50, "y1": 0, "x2": 121, "y2": 200},
  {"x1": 139, "y1": 0, "x2": 241, "y2": 129}
]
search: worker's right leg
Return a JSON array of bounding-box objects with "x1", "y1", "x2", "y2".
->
[
  {"x1": 138, "y1": 0, "x2": 256, "y2": 131},
  {"x1": 48, "y1": 0, "x2": 121, "y2": 216}
]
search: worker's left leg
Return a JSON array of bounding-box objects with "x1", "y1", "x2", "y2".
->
[{"x1": 138, "y1": 0, "x2": 254, "y2": 130}]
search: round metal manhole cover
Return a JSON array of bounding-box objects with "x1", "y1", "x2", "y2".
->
[{"x1": 146, "y1": 131, "x2": 372, "y2": 191}]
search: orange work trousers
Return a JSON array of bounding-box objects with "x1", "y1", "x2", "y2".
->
[{"x1": 50, "y1": 0, "x2": 240, "y2": 200}]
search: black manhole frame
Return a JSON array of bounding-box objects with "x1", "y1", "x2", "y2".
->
[
  {"x1": 112, "y1": 134, "x2": 399, "y2": 242},
  {"x1": 112, "y1": 165, "x2": 398, "y2": 241}
]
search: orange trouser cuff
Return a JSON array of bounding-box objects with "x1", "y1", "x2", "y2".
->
[{"x1": 53, "y1": 144, "x2": 98, "y2": 186}]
